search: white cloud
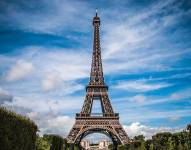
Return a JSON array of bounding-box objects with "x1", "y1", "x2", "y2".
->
[
  {"x1": 41, "y1": 71, "x2": 83, "y2": 93},
  {"x1": 127, "y1": 0, "x2": 177, "y2": 25},
  {"x1": 168, "y1": 116, "x2": 181, "y2": 122},
  {"x1": 120, "y1": 109, "x2": 191, "y2": 122},
  {"x1": 114, "y1": 80, "x2": 171, "y2": 92},
  {"x1": 3, "y1": 95, "x2": 81, "y2": 137},
  {"x1": 103, "y1": 23, "x2": 160, "y2": 59},
  {"x1": 0, "y1": 87, "x2": 10, "y2": 96},
  {"x1": 1, "y1": 46, "x2": 88, "y2": 92},
  {"x1": 169, "y1": 88, "x2": 191, "y2": 101},
  {"x1": 124, "y1": 122, "x2": 182, "y2": 139},
  {"x1": 46, "y1": 115, "x2": 74, "y2": 136},
  {"x1": 102, "y1": 0, "x2": 180, "y2": 55},
  {"x1": 4, "y1": 96, "x2": 82, "y2": 113},
  {"x1": 140, "y1": 72, "x2": 191, "y2": 82},
  {"x1": 129, "y1": 95, "x2": 146, "y2": 104},
  {"x1": 24, "y1": 46, "x2": 90, "y2": 81},
  {"x1": 6, "y1": 60, "x2": 35, "y2": 81},
  {"x1": 113, "y1": 88, "x2": 191, "y2": 110},
  {"x1": 42, "y1": 72, "x2": 61, "y2": 91},
  {"x1": 0, "y1": 88, "x2": 13, "y2": 104},
  {"x1": 27, "y1": 111, "x2": 74, "y2": 137}
]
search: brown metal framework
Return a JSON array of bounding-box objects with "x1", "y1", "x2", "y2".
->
[{"x1": 67, "y1": 12, "x2": 129, "y2": 145}]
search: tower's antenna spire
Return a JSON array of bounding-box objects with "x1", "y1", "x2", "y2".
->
[{"x1": 96, "y1": 8, "x2": 98, "y2": 16}]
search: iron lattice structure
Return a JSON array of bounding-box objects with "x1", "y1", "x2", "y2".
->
[{"x1": 67, "y1": 12, "x2": 129, "y2": 145}]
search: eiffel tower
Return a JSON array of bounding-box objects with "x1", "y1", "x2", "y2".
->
[{"x1": 67, "y1": 12, "x2": 129, "y2": 146}]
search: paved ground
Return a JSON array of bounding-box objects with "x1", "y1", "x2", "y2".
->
[{"x1": 88, "y1": 146, "x2": 109, "y2": 150}]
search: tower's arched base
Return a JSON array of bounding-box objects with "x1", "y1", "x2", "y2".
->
[{"x1": 67, "y1": 114, "x2": 129, "y2": 145}]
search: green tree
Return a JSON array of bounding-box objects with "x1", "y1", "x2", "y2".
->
[
  {"x1": 36, "y1": 135, "x2": 50, "y2": 150},
  {"x1": 134, "y1": 135, "x2": 145, "y2": 141},
  {"x1": 118, "y1": 144, "x2": 125, "y2": 150},
  {"x1": 145, "y1": 139, "x2": 153, "y2": 150},
  {"x1": 179, "y1": 130, "x2": 189, "y2": 149},
  {"x1": 152, "y1": 132, "x2": 172, "y2": 150},
  {"x1": 187, "y1": 124, "x2": 191, "y2": 150},
  {"x1": 133, "y1": 135, "x2": 146, "y2": 150},
  {"x1": 42, "y1": 134, "x2": 64, "y2": 150},
  {"x1": 171, "y1": 131, "x2": 189, "y2": 150},
  {"x1": 171, "y1": 132, "x2": 180, "y2": 150}
]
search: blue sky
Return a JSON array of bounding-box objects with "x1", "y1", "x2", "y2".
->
[{"x1": 0, "y1": 0, "x2": 191, "y2": 139}]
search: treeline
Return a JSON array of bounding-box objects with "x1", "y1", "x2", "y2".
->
[
  {"x1": 0, "y1": 107, "x2": 38, "y2": 150},
  {"x1": 109, "y1": 124, "x2": 191, "y2": 150}
]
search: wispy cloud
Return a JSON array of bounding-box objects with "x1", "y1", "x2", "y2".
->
[
  {"x1": 0, "y1": 0, "x2": 91, "y2": 34},
  {"x1": 168, "y1": 116, "x2": 181, "y2": 122},
  {"x1": 101, "y1": 0, "x2": 191, "y2": 74},
  {"x1": 141, "y1": 72, "x2": 191, "y2": 81},
  {"x1": 121, "y1": 109, "x2": 191, "y2": 122},
  {"x1": 113, "y1": 80, "x2": 171, "y2": 92},
  {"x1": 113, "y1": 88, "x2": 191, "y2": 107},
  {"x1": 113, "y1": 88, "x2": 191, "y2": 122}
]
